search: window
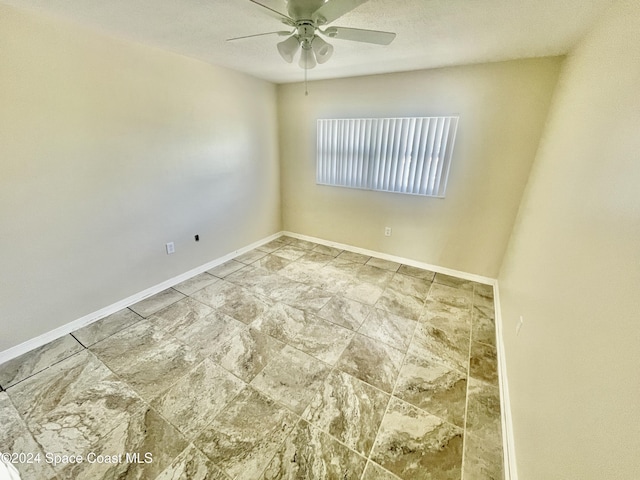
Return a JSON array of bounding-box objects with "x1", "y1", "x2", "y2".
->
[{"x1": 317, "y1": 116, "x2": 459, "y2": 197}]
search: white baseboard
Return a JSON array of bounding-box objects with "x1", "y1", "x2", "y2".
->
[
  {"x1": 0, "y1": 232, "x2": 283, "y2": 365},
  {"x1": 0, "y1": 230, "x2": 517, "y2": 480},
  {"x1": 282, "y1": 231, "x2": 495, "y2": 286},
  {"x1": 288, "y1": 230, "x2": 516, "y2": 478},
  {"x1": 492, "y1": 282, "x2": 518, "y2": 480}
]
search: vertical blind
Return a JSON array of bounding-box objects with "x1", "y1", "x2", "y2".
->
[{"x1": 317, "y1": 116, "x2": 459, "y2": 197}]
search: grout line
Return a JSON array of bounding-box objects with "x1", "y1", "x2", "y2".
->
[
  {"x1": 0, "y1": 233, "x2": 285, "y2": 366},
  {"x1": 252, "y1": 414, "x2": 304, "y2": 480},
  {"x1": 283, "y1": 231, "x2": 495, "y2": 286},
  {"x1": 363, "y1": 280, "x2": 433, "y2": 477},
  {"x1": 460, "y1": 289, "x2": 478, "y2": 480},
  {"x1": 2, "y1": 240, "x2": 502, "y2": 479},
  {"x1": 231, "y1": 276, "x2": 412, "y2": 475},
  {"x1": 412, "y1": 321, "x2": 471, "y2": 379},
  {"x1": 294, "y1": 399, "x2": 372, "y2": 473},
  {"x1": 2, "y1": 342, "x2": 87, "y2": 391},
  {"x1": 361, "y1": 459, "x2": 404, "y2": 480},
  {"x1": 69, "y1": 332, "x2": 88, "y2": 349}
]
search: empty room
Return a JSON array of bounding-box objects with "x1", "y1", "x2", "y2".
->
[{"x1": 0, "y1": 0, "x2": 638, "y2": 479}]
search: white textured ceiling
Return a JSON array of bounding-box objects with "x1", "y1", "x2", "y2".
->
[{"x1": 3, "y1": 0, "x2": 615, "y2": 83}]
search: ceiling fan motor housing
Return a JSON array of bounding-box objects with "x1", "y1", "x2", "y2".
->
[
  {"x1": 239, "y1": 0, "x2": 396, "y2": 71},
  {"x1": 297, "y1": 22, "x2": 316, "y2": 48},
  {"x1": 287, "y1": 0, "x2": 327, "y2": 20}
]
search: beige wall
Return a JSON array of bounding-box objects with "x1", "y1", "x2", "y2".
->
[
  {"x1": 278, "y1": 59, "x2": 562, "y2": 278},
  {"x1": 0, "y1": 5, "x2": 281, "y2": 351},
  {"x1": 498, "y1": 0, "x2": 640, "y2": 478}
]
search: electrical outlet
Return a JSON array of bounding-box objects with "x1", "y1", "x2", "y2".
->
[
  {"x1": 384, "y1": 227, "x2": 392, "y2": 237},
  {"x1": 194, "y1": 234, "x2": 199, "y2": 242},
  {"x1": 166, "y1": 242, "x2": 175, "y2": 255}
]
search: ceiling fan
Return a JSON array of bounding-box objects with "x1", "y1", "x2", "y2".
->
[{"x1": 227, "y1": 0, "x2": 396, "y2": 70}]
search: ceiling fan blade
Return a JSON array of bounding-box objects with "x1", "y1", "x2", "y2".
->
[
  {"x1": 312, "y1": 0, "x2": 369, "y2": 25},
  {"x1": 323, "y1": 26, "x2": 396, "y2": 45},
  {"x1": 249, "y1": 0, "x2": 295, "y2": 25},
  {"x1": 226, "y1": 31, "x2": 292, "y2": 42}
]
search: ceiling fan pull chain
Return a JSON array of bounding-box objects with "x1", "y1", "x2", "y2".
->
[
  {"x1": 305, "y1": 63, "x2": 309, "y2": 96},
  {"x1": 239, "y1": 0, "x2": 396, "y2": 87}
]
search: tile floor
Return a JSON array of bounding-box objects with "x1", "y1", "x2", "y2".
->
[{"x1": 0, "y1": 236, "x2": 503, "y2": 480}]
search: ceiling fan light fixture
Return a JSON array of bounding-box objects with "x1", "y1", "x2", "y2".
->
[
  {"x1": 311, "y1": 36, "x2": 334, "y2": 64},
  {"x1": 298, "y1": 46, "x2": 317, "y2": 69},
  {"x1": 323, "y1": 26, "x2": 338, "y2": 38},
  {"x1": 242, "y1": 0, "x2": 397, "y2": 86},
  {"x1": 277, "y1": 35, "x2": 300, "y2": 63}
]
